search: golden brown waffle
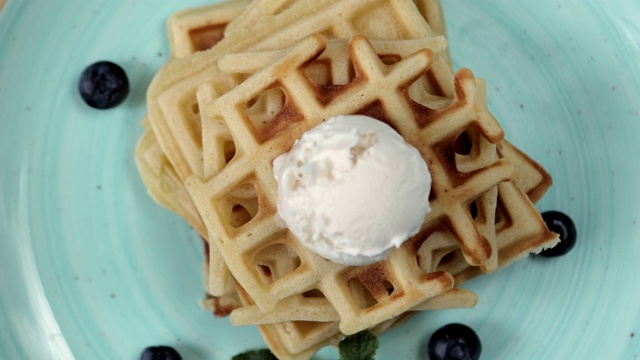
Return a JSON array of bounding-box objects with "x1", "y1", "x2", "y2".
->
[
  {"x1": 185, "y1": 33, "x2": 522, "y2": 335},
  {"x1": 189, "y1": 30, "x2": 477, "y2": 346},
  {"x1": 185, "y1": 34, "x2": 555, "y2": 358},
  {"x1": 136, "y1": 2, "x2": 558, "y2": 358}
]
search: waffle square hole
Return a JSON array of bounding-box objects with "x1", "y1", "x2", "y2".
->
[
  {"x1": 305, "y1": 56, "x2": 356, "y2": 87},
  {"x1": 348, "y1": 277, "x2": 378, "y2": 309},
  {"x1": 245, "y1": 87, "x2": 285, "y2": 130},
  {"x1": 218, "y1": 182, "x2": 259, "y2": 229},
  {"x1": 289, "y1": 321, "x2": 336, "y2": 339},
  {"x1": 206, "y1": 116, "x2": 237, "y2": 171},
  {"x1": 302, "y1": 289, "x2": 325, "y2": 298},
  {"x1": 345, "y1": 263, "x2": 398, "y2": 310},
  {"x1": 223, "y1": 140, "x2": 236, "y2": 164},
  {"x1": 254, "y1": 242, "x2": 301, "y2": 285},
  {"x1": 454, "y1": 130, "x2": 473, "y2": 156},
  {"x1": 243, "y1": 85, "x2": 303, "y2": 142},
  {"x1": 189, "y1": 23, "x2": 228, "y2": 52},
  {"x1": 469, "y1": 199, "x2": 479, "y2": 220},
  {"x1": 379, "y1": 54, "x2": 401, "y2": 66},
  {"x1": 453, "y1": 128, "x2": 497, "y2": 173},
  {"x1": 415, "y1": 229, "x2": 459, "y2": 273},
  {"x1": 436, "y1": 250, "x2": 459, "y2": 269},
  {"x1": 383, "y1": 280, "x2": 395, "y2": 296},
  {"x1": 305, "y1": 59, "x2": 332, "y2": 86},
  {"x1": 408, "y1": 72, "x2": 454, "y2": 111}
]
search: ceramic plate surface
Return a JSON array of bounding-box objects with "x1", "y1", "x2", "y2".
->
[{"x1": 1, "y1": 1, "x2": 639, "y2": 359}]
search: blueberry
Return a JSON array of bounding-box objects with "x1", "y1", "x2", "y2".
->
[
  {"x1": 427, "y1": 323, "x2": 481, "y2": 360},
  {"x1": 539, "y1": 211, "x2": 577, "y2": 257},
  {"x1": 140, "y1": 346, "x2": 182, "y2": 360},
  {"x1": 78, "y1": 61, "x2": 129, "y2": 109}
]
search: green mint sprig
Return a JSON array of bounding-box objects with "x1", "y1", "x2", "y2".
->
[{"x1": 339, "y1": 330, "x2": 379, "y2": 360}]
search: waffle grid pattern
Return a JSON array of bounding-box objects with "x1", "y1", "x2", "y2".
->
[{"x1": 186, "y1": 34, "x2": 517, "y2": 334}]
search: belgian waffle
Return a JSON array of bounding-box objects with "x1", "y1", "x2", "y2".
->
[
  {"x1": 190, "y1": 34, "x2": 556, "y2": 359},
  {"x1": 135, "y1": 1, "x2": 558, "y2": 358},
  {"x1": 186, "y1": 33, "x2": 524, "y2": 334}
]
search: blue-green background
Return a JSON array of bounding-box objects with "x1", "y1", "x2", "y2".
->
[{"x1": 1, "y1": 1, "x2": 639, "y2": 359}]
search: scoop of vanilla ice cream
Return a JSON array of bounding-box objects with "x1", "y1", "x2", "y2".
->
[{"x1": 272, "y1": 115, "x2": 431, "y2": 266}]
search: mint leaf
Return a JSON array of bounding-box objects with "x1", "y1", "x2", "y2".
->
[
  {"x1": 232, "y1": 349, "x2": 277, "y2": 360},
  {"x1": 339, "y1": 330, "x2": 379, "y2": 360}
]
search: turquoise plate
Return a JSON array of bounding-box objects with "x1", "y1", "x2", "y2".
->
[{"x1": 1, "y1": 1, "x2": 639, "y2": 359}]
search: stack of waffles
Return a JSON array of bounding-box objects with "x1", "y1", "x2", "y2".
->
[{"x1": 134, "y1": 0, "x2": 559, "y2": 358}]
